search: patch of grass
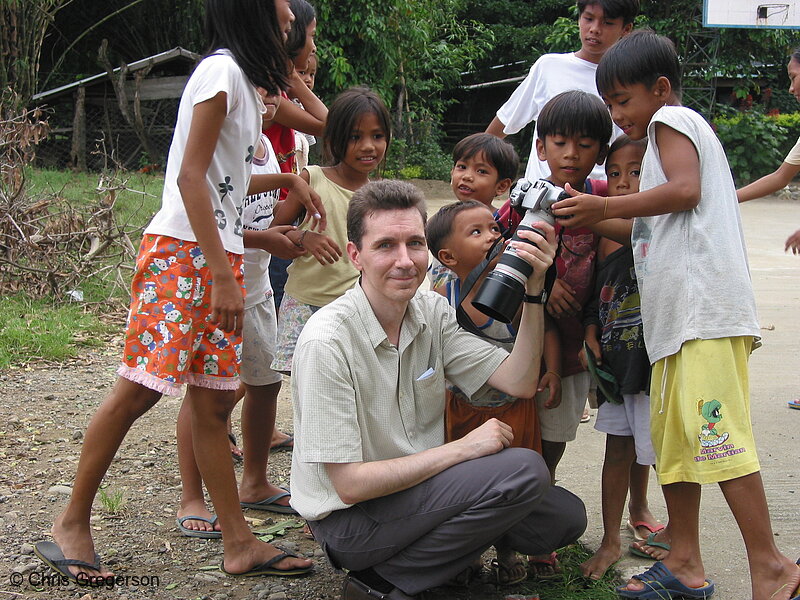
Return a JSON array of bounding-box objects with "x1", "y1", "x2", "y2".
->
[
  {"x1": 25, "y1": 167, "x2": 163, "y2": 222},
  {"x1": 98, "y1": 487, "x2": 127, "y2": 515},
  {"x1": 515, "y1": 544, "x2": 622, "y2": 600},
  {"x1": 0, "y1": 294, "x2": 114, "y2": 368}
]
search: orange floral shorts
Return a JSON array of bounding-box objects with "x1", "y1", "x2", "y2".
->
[{"x1": 117, "y1": 234, "x2": 245, "y2": 396}]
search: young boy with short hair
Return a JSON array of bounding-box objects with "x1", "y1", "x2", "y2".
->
[
  {"x1": 578, "y1": 135, "x2": 665, "y2": 580},
  {"x1": 497, "y1": 89, "x2": 611, "y2": 491},
  {"x1": 450, "y1": 132, "x2": 518, "y2": 205},
  {"x1": 487, "y1": 0, "x2": 638, "y2": 182},
  {"x1": 554, "y1": 29, "x2": 800, "y2": 600},
  {"x1": 426, "y1": 199, "x2": 540, "y2": 585},
  {"x1": 427, "y1": 133, "x2": 519, "y2": 291}
]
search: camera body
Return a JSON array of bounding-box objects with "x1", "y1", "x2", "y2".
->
[{"x1": 471, "y1": 179, "x2": 565, "y2": 323}]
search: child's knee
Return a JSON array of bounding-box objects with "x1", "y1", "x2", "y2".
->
[{"x1": 604, "y1": 434, "x2": 635, "y2": 464}]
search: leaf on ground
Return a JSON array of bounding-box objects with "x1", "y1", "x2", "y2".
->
[{"x1": 198, "y1": 565, "x2": 219, "y2": 571}]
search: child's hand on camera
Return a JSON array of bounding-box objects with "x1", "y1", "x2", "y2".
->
[{"x1": 552, "y1": 184, "x2": 607, "y2": 228}]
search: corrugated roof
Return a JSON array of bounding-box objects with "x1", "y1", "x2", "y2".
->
[{"x1": 33, "y1": 47, "x2": 201, "y2": 102}]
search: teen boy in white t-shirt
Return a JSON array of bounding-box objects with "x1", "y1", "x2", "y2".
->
[{"x1": 485, "y1": 0, "x2": 638, "y2": 182}]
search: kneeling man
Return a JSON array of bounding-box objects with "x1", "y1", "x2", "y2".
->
[{"x1": 290, "y1": 180, "x2": 586, "y2": 599}]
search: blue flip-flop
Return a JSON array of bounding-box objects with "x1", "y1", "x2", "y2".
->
[
  {"x1": 176, "y1": 515, "x2": 222, "y2": 539},
  {"x1": 240, "y1": 491, "x2": 298, "y2": 514},
  {"x1": 616, "y1": 561, "x2": 715, "y2": 599},
  {"x1": 34, "y1": 541, "x2": 104, "y2": 585}
]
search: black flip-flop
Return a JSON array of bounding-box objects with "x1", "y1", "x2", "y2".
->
[
  {"x1": 34, "y1": 540, "x2": 105, "y2": 585},
  {"x1": 219, "y1": 548, "x2": 313, "y2": 577},
  {"x1": 176, "y1": 514, "x2": 222, "y2": 539}
]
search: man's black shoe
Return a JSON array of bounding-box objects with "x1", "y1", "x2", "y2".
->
[
  {"x1": 342, "y1": 575, "x2": 391, "y2": 600},
  {"x1": 341, "y1": 575, "x2": 418, "y2": 600}
]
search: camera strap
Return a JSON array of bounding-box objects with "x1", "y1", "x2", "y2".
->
[{"x1": 455, "y1": 237, "x2": 558, "y2": 344}]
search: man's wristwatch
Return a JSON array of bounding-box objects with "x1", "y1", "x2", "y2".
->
[{"x1": 523, "y1": 289, "x2": 548, "y2": 304}]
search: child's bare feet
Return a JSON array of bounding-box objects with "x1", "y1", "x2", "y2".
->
[
  {"x1": 176, "y1": 499, "x2": 221, "y2": 535},
  {"x1": 50, "y1": 512, "x2": 113, "y2": 579},
  {"x1": 755, "y1": 557, "x2": 800, "y2": 600},
  {"x1": 580, "y1": 541, "x2": 621, "y2": 580}
]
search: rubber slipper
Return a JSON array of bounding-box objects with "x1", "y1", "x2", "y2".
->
[
  {"x1": 617, "y1": 561, "x2": 714, "y2": 599},
  {"x1": 788, "y1": 399, "x2": 800, "y2": 410},
  {"x1": 229, "y1": 433, "x2": 243, "y2": 462},
  {"x1": 791, "y1": 557, "x2": 800, "y2": 600},
  {"x1": 240, "y1": 491, "x2": 298, "y2": 514},
  {"x1": 627, "y1": 518, "x2": 666, "y2": 542},
  {"x1": 34, "y1": 541, "x2": 104, "y2": 585},
  {"x1": 270, "y1": 435, "x2": 294, "y2": 451},
  {"x1": 629, "y1": 532, "x2": 671, "y2": 560},
  {"x1": 490, "y1": 557, "x2": 528, "y2": 585},
  {"x1": 527, "y1": 551, "x2": 561, "y2": 580},
  {"x1": 219, "y1": 548, "x2": 313, "y2": 577},
  {"x1": 176, "y1": 515, "x2": 222, "y2": 539}
]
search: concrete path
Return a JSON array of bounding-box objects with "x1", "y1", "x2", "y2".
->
[{"x1": 559, "y1": 196, "x2": 800, "y2": 597}]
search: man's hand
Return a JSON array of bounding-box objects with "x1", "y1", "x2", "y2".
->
[
  {"x1": 547, "y1": 279, "x2": 580, "y2": 318},
  {"x1": 304, "y1": 231, "x2": 342, "y2": 265},
  {"x1": 286, "y1": 178, "x2": 326, "y2": 232},
  {"x1": 551, "y1": 184, "x2": 606, "y2": 228},
  {"x1": 537, "y1": 371, "x2": 562, "y2": 409},
  {"x1": 511, "y1": 222, "x2": 557, "y2": 292},
  {"x1": 451, "y1": 418, "x2": 513, "y2": 459},
  {"x1": 209, "y1": 272, "x2": 244, "y2": 335},
  {"x1": 786, "y1": 229, "x2": 800, "y2": 254}
]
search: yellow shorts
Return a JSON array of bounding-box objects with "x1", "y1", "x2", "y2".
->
[{"x1": 650, "y1": 336, "x2": 760, "y2": 485}]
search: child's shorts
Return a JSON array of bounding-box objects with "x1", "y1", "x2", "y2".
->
[
  {"x1": 650, "y1": 336, "x2": 760, "y2": 485},
  {"x1": 271, "y1": 293, "x2": 320, "y2": 373},
  {"x1": 118, "y1": 234, "x2": 244, "y2": 396},
  {"x1": 445, "y1": 389, "x2": 542, "y2": 453},
  {"x1": 535, "y1": 371, "x2": 590, "y2": 443},
  {"x1": 240, "y1": 294, "x2": 283, "y2": 387},
  {"x1": 595, "y1": 392, "x2": 655, "y2": 466}
]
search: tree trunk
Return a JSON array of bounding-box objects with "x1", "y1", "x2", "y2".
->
[
  {"x1": 70, "y1": 86, "x2": 87, "y2": 171},
  {"x1": 97, "y1": 38, "x2": 155, "y2": 164}
]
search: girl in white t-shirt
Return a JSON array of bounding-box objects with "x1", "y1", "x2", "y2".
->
[
  {"x1": 38, "y1": 0, "x2": 320, "y2": 582},
  {"x1": 177, "y1": 91, "x2": 318, "y2": 536}
]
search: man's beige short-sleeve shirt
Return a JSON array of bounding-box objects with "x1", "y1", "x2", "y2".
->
[{"x1": 289, "y1": 283, "x2": 509, "y2": 520}]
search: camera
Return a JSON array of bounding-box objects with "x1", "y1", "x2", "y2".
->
[{"x1": 471, "y1": 178, "x2": 565, "y2": 323}]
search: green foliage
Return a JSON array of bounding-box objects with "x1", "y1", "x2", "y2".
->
[
  {"x1": 771, "y1": 111, "x2": 800, "y2": 158},
  {"x1": 1, "y1": 0, "x2": 69, "y2": 105},
  {"x1": 315, "y1": 0, "x2": 492, "y2": 135},
  {"x1": 713, "y1": 112, "x2": 788, "y2": 184},
  {"x1": 514, "y1": 544, "x2": 622, "y2": 600},
  {"x1": 98, "y1": 487, "x2": 127, "y2": 514},
  {"x1": 385, "y1": 136, "x2": 452, "y2": 182},
  {"x1": 0, "y1": 294, "x2": 112, "y2": 368}
]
